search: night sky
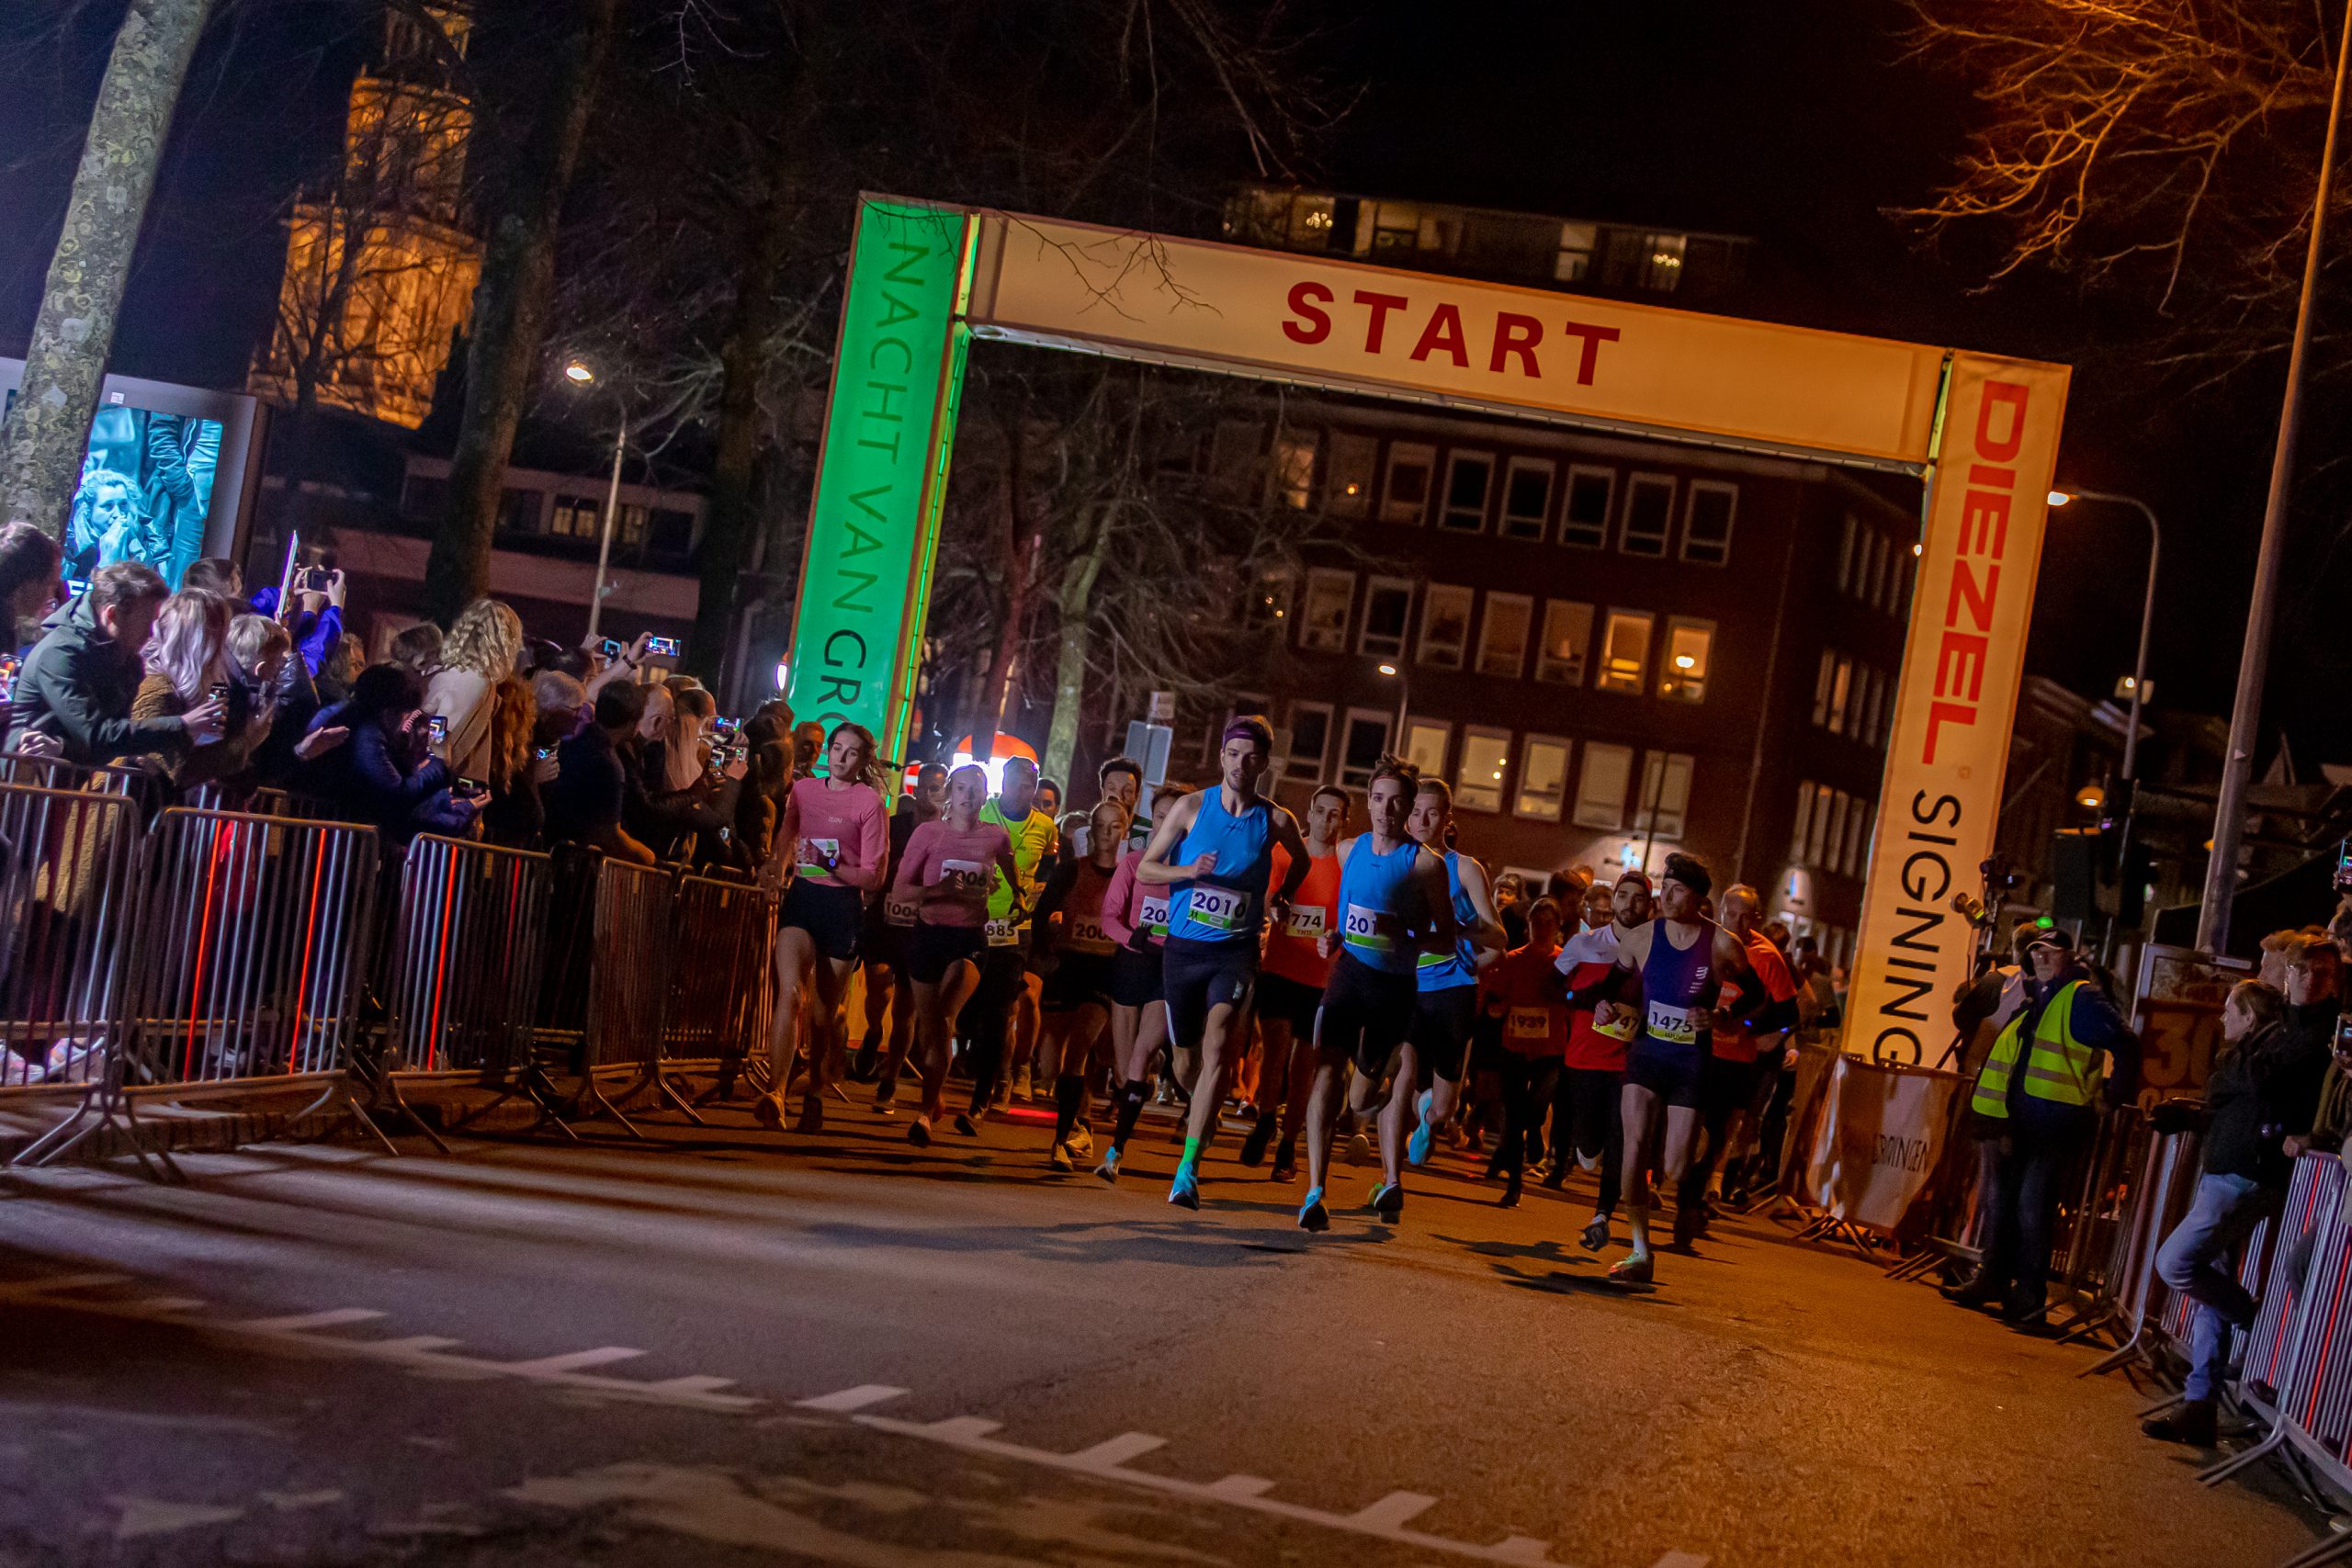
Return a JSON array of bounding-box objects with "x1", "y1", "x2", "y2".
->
[{"x1": 0, "y1": 2, "x2": 2318, "y2": 767}]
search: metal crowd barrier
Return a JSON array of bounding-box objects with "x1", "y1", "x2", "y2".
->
[
  {"x1": 387, "y1": 834, "x2": 554, "y2": 1077},
  {"x1": 2080, "y1": 1126, "x2": 2205, "y2": 1380},
  {"x1": 564, "y1": 858, "x2": 684, "y2": 1134},
  {"x1": 665, "y1": 871, "x2": 777, "y2": 1105}
]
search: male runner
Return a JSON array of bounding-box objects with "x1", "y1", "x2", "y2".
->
[
  {"x1": 1296, "y1": 758, "x2": 1456, "y2": 1230},
  {"x1": 1242, "y1": 783, "x2": 1347, "y2": 1180},
  {"x1": 1591, "y1": 852, "x2": 1754, "y2": 1284},
  {"x1": 954, "y1": 756, "x2": 1058, "y2": 1133},
  {"x1": 1133, "y1": 716, "x2": 1310, "y2": 1210},
  {"x1": 1397, "y1": 781, "x2": 1508, "y2": 1187},
  {"x1": 1677, "y1": 883, "x2": 1799, "y2": 1231},
  {"x1": 1551, "y1": 873, "x2": 1649, "y2": 1250}
]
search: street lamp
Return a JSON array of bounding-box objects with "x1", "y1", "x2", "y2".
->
[
  {"x1": 562, "y1": 358, "x2": 627, "y2": 641},
  {"x1": 1377, "y1": 661, "x2": 1408, "y2": 750},
  {"x1": 2046, "y1": 489, "x2": 2160, "y2": 783}
]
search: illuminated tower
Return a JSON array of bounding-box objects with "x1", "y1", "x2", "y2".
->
[{"x1": 248, "y1": 5, "x2": 481, "y2": 429}]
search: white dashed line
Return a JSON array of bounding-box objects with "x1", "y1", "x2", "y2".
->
[{"x1": 790, "y1": 1383, "x2": 909, "y2": 1413}]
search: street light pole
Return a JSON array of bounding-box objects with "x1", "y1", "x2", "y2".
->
[
  {"x1": 585, "y1": 416, "x2": 625, "y2": 642},
  {"x1": 1378, "y1": 660, "x2": 1408, "y2": 750},
  {"x1": 2197, "y1": 1, "x2": 2352, "y2": 955},
  {"x1": 2050, "y1": 489, "x2": 2161, "y2": 781}
]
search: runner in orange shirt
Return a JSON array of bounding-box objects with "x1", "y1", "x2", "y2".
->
[{"x1": 1242, "y1": 784, "x2": 1347, "y2": 1182}]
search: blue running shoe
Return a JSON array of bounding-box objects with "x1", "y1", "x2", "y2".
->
[
  {"x1": 1169, "y1": 1163, "x2": 1201, "y2": 1210},
  {"x1": 1298, "y1": 1188, "x2": 1330, "y2": 1233},
  {"x1": 1406, "y1": 1091, "x2": 1435, "y2": 1168},
  {"x1": 1094, "y1": 1145, "x2": 1123, "y2": 1183}
]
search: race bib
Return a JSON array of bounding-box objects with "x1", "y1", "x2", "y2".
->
[
  {"x1": 1283, "y1": 905, "x2": 1328, "y2": 940},
  {"x1": 1068, "y1": 917, "x2": 1115, "y2": 955},
  {"x1": 797, "y1": 836, "x2": 840, "y2": 869},
  {"x1": 935, "y1": 857, "x2": 984, "y2": 890},
  {"x1": 985, "y1": 917, "x2": 1020, "y2": 948},
  {"x1": 1592, "y1": 1010, "x2": 1638, "y2": 1043},
  {"x1": 1507, "y1": 1007, "x2": 1553, "y2": 1042},
  {"x1": 883, "y1": 891, "x2": 919, "y2": 928},
  {"x1": 1139, "y1": 894, "x2": 1171, "y2": 935},
  {"x1": 1645, "y1": 1001, "x2": 1700, "y2": 1046},
  {"x1": 1185, "y1": 884, "x2": 1250, "y2": 933},
  {"x1": 1417, "y1": 947, "x2": 1452, "y2": 970},
  {"x1": 1342, "y1": 903, "x2": 1393, "y2": 952}
]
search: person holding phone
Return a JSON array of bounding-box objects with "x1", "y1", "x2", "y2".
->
[
  {"x1": 298, "y1": 662, "x2": 480, "y2": 850},
  {"x1": 6, "y1": 562, "x2": 225, "y2": 766}
]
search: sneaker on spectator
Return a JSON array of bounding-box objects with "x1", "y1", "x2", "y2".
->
[
  {"x1": 752, "y1": 1091, "x2": 788, "y2": 1132},
  {"x1": 1012, "y1": 1065, "x2": 1034, "y2": 1102},
  {"x1": 1066, "y1": 1125, "x2": 1094, "y2": 1158}
]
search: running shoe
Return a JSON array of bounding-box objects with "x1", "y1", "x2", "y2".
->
[
  {"x1": 1500, "y1": 1170, "x2": 1522, "y2": 1209},
  {"x1": 1580, "y1": 1213, "x2": 1611, "y2": 1252},
  {"x1": 1238, "y1": 1112, "x2": 1278, "y2": 1168},
  {"x1": 1094, "y1": 1145, "x2": 1123, "y2": 1183},
  {"x1": 874, "y1": 1076, "x2": 899, "y2": 1112},
  {"x1": 795, "y1": 1096, "x2": 824, "y2": 1135},
  {"x1": 1576, "y1": 1150, "x2": 1600, "y2": 1173},
  {"x1": 752, "y1": 1090, "x2": 788, "y2": 1132},
  {"x1": 990, "y1": 1077, "x2": 1012, "y2": 1111},
  {"x1": 1368, "y1": 1182, "x2": 1405, "y2": 1221},
  {"x1": 1346, "y1": 1131, "x2": 1374, "y2": 1166},
  {"x1": 1271, "y1": 1137, "x2": 1299, "y2": 1183},
  {"x1": 1671, "y1": 1205, "x2": 1702, "y2": 1251},
  {"x1": 1541, "y1": 1161, "x2": 1569, "y2": 1191},
  {"x1": 1049, "y1": 1142, "x2": 1074, "y2": 1172},
  {"x1": 1066, "y1": 1125, "x2": 1094, "y2": 1158},
  {"x1": 1012, "y1": 1066, "x2": 1034, "y2": 1102},
  {"x1": 1405, "y1": 1093, "x2": 1435, "y2": 1168},
  {"x1": 954, "y1": 1111, "x2": 979, "y2": 1137},
  {"x1": 1298, "y1": 1188, "x2": 1330, "y2": 1233},
  {"x1": 848, "y1": 1038, "x2": 880, "y2": 1083},
  {"x1": 1169, "y1": 1164, "x2": 1201, "y2": 1210},
  {"x1": 908, "y1": 1115, "x2": 933, "y2": 1147},
  {"x1": 1607, "y1": 1253, "x2": 1654, "y2": 1287}
]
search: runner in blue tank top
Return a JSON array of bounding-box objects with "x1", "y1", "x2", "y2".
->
[
  {"x1": 1396, "y1": 781, "x2": 1506, "y2": 1190},
  {"x1": 1597, "y1": 851, "x2": 1756, "y2": 1288},
  {"x1": 1295, "y1": 757, "x2": 1457, "y2": 1233},
  {"x1": 1135, "y1": 715, "x2": 1310, "y2": 1210}
]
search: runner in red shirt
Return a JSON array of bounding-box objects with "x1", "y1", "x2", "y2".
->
[
  {"x1": 1678, "y1": 882, "x2": 1800, "y2": 1234},
  {"x1": 1552, "y1": 872, "x2": 1650, "y2": 1250},
  {"x1": 1487, "y1": 896, "x2": 1567, "y2": 1208},
  {"x1": 1241, "y1": 784, "x2": 1347, "y2": 1182}
]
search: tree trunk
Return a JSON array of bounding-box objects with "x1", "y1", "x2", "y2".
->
[
  {"x1": 0, "y1": 0, "x2": 213, "y2": 537},
  {"x1": 422, "y1": 0, "x2": 617, "y2": 624},
  {"x1": 688, "y1": 182, "x2": 796, "y2": 687},
  {"x1": 969, "y1": 429, "x2": 1035, "y2": 764},
  {"x1": 1040, "y1": 516, "x2": 1110, "y2": 787}
]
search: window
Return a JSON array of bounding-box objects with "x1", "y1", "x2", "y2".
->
[
  {"x1": 1499, "y1": 457, "x2": 1554, "y2": 540},
  {"x1": 550, "y1": 493, "x2": 605, "y2": 539},
  {"x1": 1574, "y1": 742, "x2": 1634, "y2": 830},
  {"x1": 1812, "y1": 649, "x2": 1837, "y2": 726},
  {"x1": 1862, "y1": 668, "x2": 1888, "y2": 746},
  {"x1": 1536, "y1": 600, "x2": 1593, "y2": 684},
  {"x1": 1597, "y1": 609, "x2": 1653, "y2": 694},
  {"x1": 1360, "y1": 576, "x2": 1414, "y2": 659},
  {"x1": 1210, "y1": 420, "x2": 1261, "y2": 496},
  {"x1": 1887, "y1": 549, "x2": 1913, "y2": 615},
  {"x1": 1843, "y1": 797, "x2": 1873, "y2": 878},
  {"x1": 1476, "y1": 592, "x2": 1533, "y2": 679},
  {"x1": 1633, "y1": 751, "x2": 1694, "y2": 840},
  {"x1": 1806, "y1": 783, "x2": 1835, "y2": 864},
  {"x1": 1440, "y1": 451, "x2": 1493, "y2": 532},
  {"x1": 1457, "y1": 728, "x2": 1511, "y2": 813},
  {"x1": 1402, "y1": 716, "x2": 1449, "y2": 781},
  {"x1": 1682, "y1": 481, "x2": 1736, "y2": 566},
  {"x1": 1339, "y1": 709, "x2": 1392, "y2": 788},
  {"x1": 1620, "y1": 475, "x2": 1674, "y2": 556},
  {"x1": 1641, "y1": 232, "x2": 1688, "y2": 292},
  {"x1": 1658, "y1": 619, "x2": 1713, "y2": 703},
  {"x1": 497, "y1": 486, "x2": 540, "y2": 534},
  {"x1": 1419, "y1": 584, "x2": 1473, "y2": 669},
  {"x1": 1555, "y1": 220, "x2": 1596, "y2": 283},
  {"x1": 1824, "y1": 792, "x2": 1852, "y2": 874},
  {"x1": 1272, "y1": 430, "x2": 1317, "y2": 509},
  {"x1": 1837, "y1": 513, "x2": 1857, "y2": 592},
  {"x1": 1560, "y1": 466, "x2": 1614, "y2": 548},
  {"x1": 1327, "y1": 433, "x2": 1376, "y2": 518},
  {"x1": 1243, "y1": 567, "x2": 1293, "y2": 630},
  {"x1": 1790, "y1": 780, "x2": 1816, "y2": 861},
  {"x1": 1860, "y1": 531, "x2": 1884, "y2": 605},
  {"x1": 617, "y1": 502, "x2": 650, "y2": 548},
  {"x1": 649, "y1": 509, "x2": 695, "y2": 554},
  {"x1": 1516, "y1": 735, "x2": 1571, "y2": 820},
  {"x1": 1299, "y1": 569, "x2": 1354, "y2": 652},
  {"x1": 1826, "y1": 656, "x2": 1854, "y2": 734},
  {"x1": 1284, "y1": 702, "x2": 1331, "y2": 783},
  {"x1": 1382, "y1": 442, "x2": 1435, "y2": 524}
]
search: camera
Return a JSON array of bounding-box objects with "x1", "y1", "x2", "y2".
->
[
  {"x1": 644, "y1": 635, "x2": 682, "y2": 659},
  {"x1": 301, "y1": 567, "x2": 334, "y2": 592}
]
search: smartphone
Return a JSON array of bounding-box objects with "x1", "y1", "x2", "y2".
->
[
  {"x1": 64, "y1": 577, "x2": 88, "y2": 600},
  {"x1": 209, "y1": 682, "x2": 230, "y2": 704},
  {"x1": 301, "y1": 567, "x2": 334, "y2": 592},
  {"x1": 644, "y1": 635, "x2": 682, "y2": 659},
  {"x1": 0, "y1": 655, "x2": 17, "y2": 699},
  {"x1": 427, "y1": 714, "x2": 449, "y2": 744},
  {"x1": 597, "y1": 637, "x2": 623, "y2": 660},
  {"x1": 2336, "y1": 839, "x2": 2352, "y2": 895},
  {"x1": 458, "y1": 776, "x2": 484, "y2": 796},
  {"x1": 535, "y1": 744, "x2": 557, "y2": 761},
  {"x1": 712, "y1": 716, "x2": 741, "y2": 738}
]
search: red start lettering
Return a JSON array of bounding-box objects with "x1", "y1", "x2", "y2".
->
[{"x1": 1272, "y1": 282, "x2": 1622, "y2": 388}]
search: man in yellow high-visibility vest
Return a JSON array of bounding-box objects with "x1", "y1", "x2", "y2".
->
[{"x1": 1944, "y1": 925, "x2": 2141, "y2": 1326}]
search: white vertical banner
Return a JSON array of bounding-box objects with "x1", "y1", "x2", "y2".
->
[{"x1": 1849, "y1": 354, "x2": 2070, "y2": 1065}]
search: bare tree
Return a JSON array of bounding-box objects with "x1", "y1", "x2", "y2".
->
[{"x1": 0, "y1": 0, "x2": 215, "y2": 536}]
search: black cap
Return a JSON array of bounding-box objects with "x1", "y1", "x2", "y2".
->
[{"x1": 2025, "y1": 925, "x2": 2076, "y2": 955}]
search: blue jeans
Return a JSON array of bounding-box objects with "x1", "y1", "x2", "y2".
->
[{"x1": 2154, "y1": 1172, "x2": 2280, "y2": 1402}]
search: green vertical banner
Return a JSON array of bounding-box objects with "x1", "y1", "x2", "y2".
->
[{"x1": 786, "y1": 197, "x2": 974, "y2": 766}]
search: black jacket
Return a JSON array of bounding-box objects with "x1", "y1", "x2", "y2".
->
[
  {"x1": 3, "y1": 592, "x2": 189, "y2": 766},
  {"x1": 2204, "y1": 1020, "x2": 2331, "y2": 1190}
]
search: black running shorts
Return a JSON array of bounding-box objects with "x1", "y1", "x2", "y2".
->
[
  {"x1": 1317, "y1": 950, "x2": 1417, "y2": 1080},
  {"x1": 1408, "y1": 983, "x2": 1479, "y2": 1085}
]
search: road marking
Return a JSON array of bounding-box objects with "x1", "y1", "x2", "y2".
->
[
  {"x1": 1204, "y1": 1473, "x2": 1276, "y2": 1500},
  {"x1": 110, "y1": 1496, "x2": 244, "y2": 1540},
  {"x1": 502, "y1": 1348, "x2": 646, "y2": 1374},
  {"x1": 1349, "y1": 1490, "x2": 1439, "y2": 1529},
  {"x1": 259, "y1": 1490, "x2": 345, "y2": 1510},
  {"x1": 793, "y1": 1383, "x2": 909, "y2": 1413},
  {"x1": 1065, "y1": 1431, "x2": 1168, "y2": 1468},
  {"x1": 233, "y1": 1309, "x2": 387, "y2": 1333}
]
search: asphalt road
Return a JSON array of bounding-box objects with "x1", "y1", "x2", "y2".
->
[{"x1": 0, "y1": 1089, "x2": 2324, "y2": 1567}]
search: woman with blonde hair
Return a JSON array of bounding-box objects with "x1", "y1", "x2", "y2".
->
[
  {"x1": 130, "y1": 590, "x2": 231, "y2": 788},
  {"x1": 424, "y1": 597, "x2": 522, "y2": 785}
]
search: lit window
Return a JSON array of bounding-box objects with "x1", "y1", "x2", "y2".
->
[
  {"x1": 1633, "y1": 751, "x2": 1694, "y2": 839},
  {"x1": 1243, "y1": 568, "x2": 1293, "y2": 631},
  {"x1": 1827, "y1": 657, "x2": 1854, "y2": 735},
  {"x1": 1516, "y1": 735, "x2": 1571, "y2": 821},
  {"x1": 1381, "y1": 442, "x2": 1435, "y2": 524},
  {"x1": 1806, "y1": 783, "x2": 1835, "y2": 865},
  {"x1": 1620, "y1": 474, "x2": 1674, "y2": 557},
  {"x1": 1659, "y1": 619, "x2": 1713, "y2": 703},
  {"x1": 1456, "y1": 728, "x2": 1511, "y2": 813},
  {"x1": 1790, "y1": 780, "x2": 1815, "y2": 861},
  {"x1": 1812, "y1": 649, "x2": 1837, "y2": 726},
  {"x1": 1824, "y1": 791, "x2": 1851, "y2": 874},
  {"x1": 1499, "y1": 457, "x2": 1554, "y2": 541},
  {"x1": 1476, "y1": 592, "x2": 1533, "y2": 679},
  {"x1": 1419, "y1": 584, "x2": 1473, "y2": 670},
  {"x1": 1340, "y1": 710, "x2": 1392, "y2": 788},
  {"x1": 1299, "y1": 569, "x2": 1354, "y2": 653},
  {"x1": 1682, "y1": 481, "x2": 1736, "y2": 566},
  {"x1": 1327, "y1": 434, "x2": 1376, "y2": 518},
  {"x1": 550, "y1": 495, "x2": 600, "y2": 539},
  {"x1": 1272, "y1": 430, "x2": 1318, "y2": 510},
  {"x1": 1284, "y1": 702, "x2": 1332, "y2": 783},
  {"x1": 1597, "y1": 609, "x2": 1653, "y2": 694},
  {"x1": 1441, "y1": 451, "x2": 1493, "y2": 533},
  {"x1": 618, "y1": 502, "x2": 650, "y2": 547},
  {"x1": 1555, "y1": 220, "x2": 1597, "y2": 283},
  {"x1": 1360, "y1": 577, "x2": 1414, "y2": 659},
  {"x1": 1641, "y1": 232, "x2": 1688, "y2": 292},
  {"x1": 1403, "y1": 716, "x2": 1449, "y2": 781},
  {"x1": 1535, "y1": 600, "x2": 1593, "y2": 684},
  {"x1": 1862, "y1": 668, "x2": 1888, "y2": 746},
  {"x1": 1574, "y1": 742, "x2": 1634, "y2": 831},
  {"x1": 1560, "y1": 466, "x2": 1613, "y2": 548}
]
